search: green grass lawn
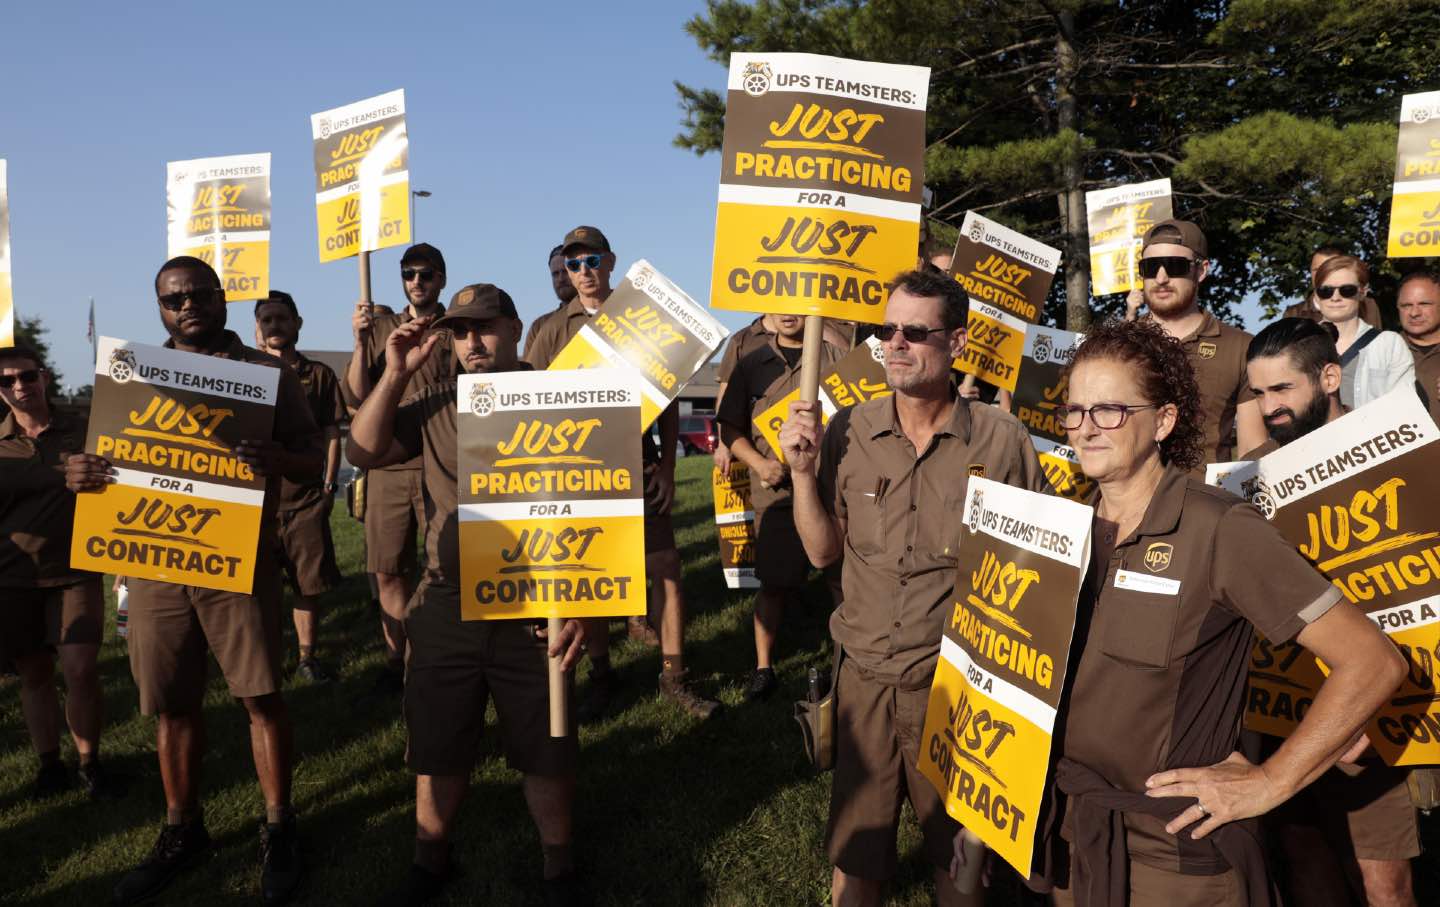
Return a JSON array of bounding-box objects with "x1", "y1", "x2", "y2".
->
[{"x1": 0, "y1": 455, "x2": 963, "y2": 906}]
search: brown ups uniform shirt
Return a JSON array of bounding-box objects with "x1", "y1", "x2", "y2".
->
[
  {"x1": 1171, "y1": 312, "x2": 1254, "y2": 465},
  {"x1": 1060, "y1": 465, "x2": 1340, "y2": 874},
  {"x1": 278, "y1": 352, "x2": 346, "y2": 512},
  {"x1": 716, "y1": 333, "x2": 843, "y2": 510},
  {"x1": 1407, "y1": 336, "x2": 1440, "y2": 427},
  {"x1": 0, "y1": 407, "x2": 92, "y2": 588},
  {"x1": 716, "y1": 317, "x2": 855, "y2": 386},
  {"x1": 342, "y1": 306, "x2": 457, "y2": 469},
  {"x1": 522, "y1": 297, "x2": 595, "y2": 371},
  {"x1": 818, "y1": 394, "x2": 1049, "y2": 688}
]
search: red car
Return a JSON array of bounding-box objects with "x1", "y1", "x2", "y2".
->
[{"x1": 678, "y1": 415, "x2": 719, "y2": 455}]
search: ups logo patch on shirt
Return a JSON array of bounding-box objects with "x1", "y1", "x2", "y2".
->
[
  {"x1": 1197, "y1": 341, "x2": 1217, "y2": 360},
  {"x1": 968, "y1": 463, "x2": 986, "y2": 478},
  {"x1": 1143, "y1": 542, "x2": 1173, "y2": 573}
]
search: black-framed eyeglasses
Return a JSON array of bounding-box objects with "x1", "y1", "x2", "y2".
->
[
  {"x1": 0, "y1": 369, "x2": 42, "y2": 389},
  {"x1": 1316, "y1": 283, "x2": 1361, "y2": 300},
  {"x1": 157, "y1": 287, "x2": 224, "y2": 311},
  {"x1": 1138, "y1": 256, "x2": 1196, "y2": 280},
  {"x1": 876, "y1": 323, "x2": 947, "y2": 343},
  {"x1": 401, "y1": 268, "x2": 438, "y2": 282},
  {"x1": 1055, "y1": 402, "x2": 1160, "y2": 430},
  {"x1": 565, "y1": 254, "x2": 604, "y2": 273}
]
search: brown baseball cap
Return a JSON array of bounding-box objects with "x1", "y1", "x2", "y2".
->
[
  {"x1": 434, "y1": 284, "x2": 519, "y2": 327},
  {"x1": 400, "y1": 242, "x2": 447, "y2": 274},
  {"x1": 1141, "y1": 219, "x2": 1208, "y2": 258},
  {"x1": 561, "y1": 225, "x2": 611, "y2": 254}
]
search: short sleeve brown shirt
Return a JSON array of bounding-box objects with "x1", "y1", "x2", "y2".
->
[
  {"x1": 393, "y1": 364, "x2": 534, "y2": 588},
  {"x1": 716, "y1": 317, "x2": 771, "y2": 384},
  {"x1": 342, "y1": 306, "x2": 457, "y2": 469},
  {"x1": 0, "y1": 405, "x2": 94, "y2": 587},
  {"x1": 1059, "y1": 465, "x2": 1340, "y2": 872},
  {"x1": 522, "y1": 297, "x2": 595, "y2": 371},
  {"x1": 1175, "y1": 312, "x2": 1254, "y2": 465},
  {"x1": 165, "y1": 330, "x2": 323, "y2": 554},
  {"x1": 1406, "y1": 336, "x2": 1440, "y2": 427},
  {"x1": 716, "y1": 333, "x2": 843, "y2": 510},
  {"x1": 277, "y1": 352, "x2": 346, "y2": 510},
  {"x1": 818, "y1": 394, "x2": 1050, "y2": 688}
]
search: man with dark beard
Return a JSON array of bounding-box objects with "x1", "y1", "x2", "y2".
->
[{"x1": 1242, "y1": 317, "x2": 1420, "y2": 907}]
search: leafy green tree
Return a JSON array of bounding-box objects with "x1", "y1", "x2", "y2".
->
[
  {"x1": 676, "y1": 0, "x2": 1440, "y2": 329},
  {"x1": 13, "y1": 314, "x2": 62, "y2": 388}
]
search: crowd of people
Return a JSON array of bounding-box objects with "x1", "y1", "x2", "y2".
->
[{"x1": 2, "y1": 214, "x2": 1439, "y2": 906}]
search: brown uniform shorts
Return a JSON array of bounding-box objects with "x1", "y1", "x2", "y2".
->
[
  {"x1": 1051, "y1": 859, "x2": 1244, "y2": 907},
  {"x1": 276, "y1": 495, "x2": 342, "y2": 598},
  {"x1": 1291, "y1": 758, "x2": 1421, "y2": 861},
  {"x1": 126, "y1": 573, "x2": 284, "y2": 715},
  {"x1": 404, "y1": 582, "x2": 577, "y2": 778},
  {"x1": 0, "y1": 577, "x2": 105, "y2": 661},
  {"x1": 364, "y1": 466, "x2": 424, "y2": 574},
  {"x1": 754, "y1": 504, "x2": 810, "y2": 588},
  {"x1": 826, "y1": 655, "x2": 956, "y2": 878}
]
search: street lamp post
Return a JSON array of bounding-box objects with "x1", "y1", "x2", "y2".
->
[{"x1": 410, "y1": 189, "x2": 432, "y2": 243}]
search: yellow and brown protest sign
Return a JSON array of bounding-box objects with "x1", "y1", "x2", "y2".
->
[
  {"x1": 311, "y1": 89, "x2": 410, "y2": 263},
  {"x1": 1011, "y1": 324, "x2": 1093, "y2": 502},
  {"x1": 457, "y1": 368, "x2": 646, "y2": 621},
  {"x1": 1244, "y1": 388, "x2": 1440, "y2": 763},
  {"x1": 949, "y1": 212, "x2": 1060, "y2": 392},
  {"x1": 1386, "y1": 91, "x2": 1440, "y2": 258},
  {"x1": 1205, "y1": 460, "x2": 1321, "y2": 737},
  {"x1": 709, "y1": 53, "x2": 929, "y2": 323},
  {"x1": 1085, "y1": 178, "x2": 1172, "y2": 296},
  {"x1": 754, "y1": 334, "x2": 889, "y2": 463},
  {"x1": 167, "y1": 154, "x2": 271, "y2": 301},
  {"x1": 70, "y1": 337, "x2": 278, "y2": 593},
  {"x1": 0, "y1": 160, "x2": 12, "y2": 346},
  {"x1": 917, "y1": 478, "x2": 1092, "y2": 877},
  {"x1": 548, "y1": 260, "x2": 728, "y2": 431},
  {"x1": 713, "y1": 462, "x2": 760, "y2": 589}
]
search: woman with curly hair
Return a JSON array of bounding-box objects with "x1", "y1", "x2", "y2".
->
[{"x1": 1044, "y1": 319, "x2": 1404, "y2": 907}]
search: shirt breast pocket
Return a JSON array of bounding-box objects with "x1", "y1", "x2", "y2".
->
[
  {"x1": 1100, "y1": 588, "x2": 1181, "y2": 670},
  {"x1": 846, "y1": 492, "x2": 886, "y2": 557}
]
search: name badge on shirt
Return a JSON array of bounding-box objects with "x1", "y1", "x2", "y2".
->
[{"x1": 1114, "y1": 569, "x2": 1181, "y2": 596}]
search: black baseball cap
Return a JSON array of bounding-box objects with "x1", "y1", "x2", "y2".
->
[
  {"x1": 400, "y1": 242, "x2": 447, "y2": 274},
  {"x1": 434, "y1": 284, "x2": 519, "y2": 327},
  {"x1": 561, "y1": 226, "x2": 611, "y2": 255}
]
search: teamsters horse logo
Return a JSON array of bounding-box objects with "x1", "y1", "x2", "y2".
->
[
  {"x1": 966, "y1": 490, "x2": 985, "y2": 534},
  {"x1": 1250, "y1": 479, "x2": 1278, "y2": 520},
  {"x1": 468, "y1": 382, "x2": 496, "y2": 417},
  {"x1": 742, "y1": 62, "x2": 773, "y2": 97},
  {"x1": 316, "y1": 116, "x2": 333, "y2": 139},
  {"x1": 108, "y1": 349, "x2": 137, "y2": 384},
  {"x1": 968, "y1": 219, "x2": 986, "y2": 244},
  {"x1": 1031, "y1": 333, "x2": 1054, "y2": 364}
]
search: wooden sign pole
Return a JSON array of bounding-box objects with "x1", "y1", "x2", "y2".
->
[
  {"x1": 359, "y1": 250, "x2": 373, "y2": 314},
  {"x1": 798, "y1": 314, "x2": 826, "y2": 403},
  {"x1": 549, "y1": 618, "x2": 569, "y2": 737}
]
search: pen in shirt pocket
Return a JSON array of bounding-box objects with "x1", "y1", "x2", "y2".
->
[{"x1": 872, "y1": 477, "x2": 890, "y2": 502}]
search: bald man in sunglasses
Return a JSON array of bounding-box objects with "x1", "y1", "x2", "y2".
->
[
  {"x1": 343, "y1": 243, "x2": 459, "y2": 691},
  {"x1": 1136, "y1": 219, "x2": 1266, "y2": 467}
]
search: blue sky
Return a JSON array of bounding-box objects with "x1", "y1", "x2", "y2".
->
[{"x1": 4, "y1": 1, "x2": 1272, "y2": 389}]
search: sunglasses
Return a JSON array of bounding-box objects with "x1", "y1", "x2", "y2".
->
[
  {"x1": 0, "y1": 369, "x2": 43, "y2": 389},
  {"x1": 401, "y1": 268, "x2": 438, "y2": 282},
  {"x1": 157, "y1": 287, "x2": 224, "y2": 311},
  {"x1": 1315, "y1": 283, "x2": 1361, "y2": 300},
  {"x1": 876, "y1": 323, "x2": 947, "y2": 343},
  {"x1": 1055, "y1": 402, "x2": 1159, "y2": 431},
  {"x1": 1138, "y1": 256, "x2": 1196, "y2": 280},
  {"x1": 565, "y1": 254, "x2": 604, "y2": 273}
]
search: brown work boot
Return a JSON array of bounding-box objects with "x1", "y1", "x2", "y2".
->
[
  {"x1": 659, "y1": 670, "x2": 721, "y2": 720},
  {"x1": 626, "y1": 616, "x2": 659, "y2": 647}
]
